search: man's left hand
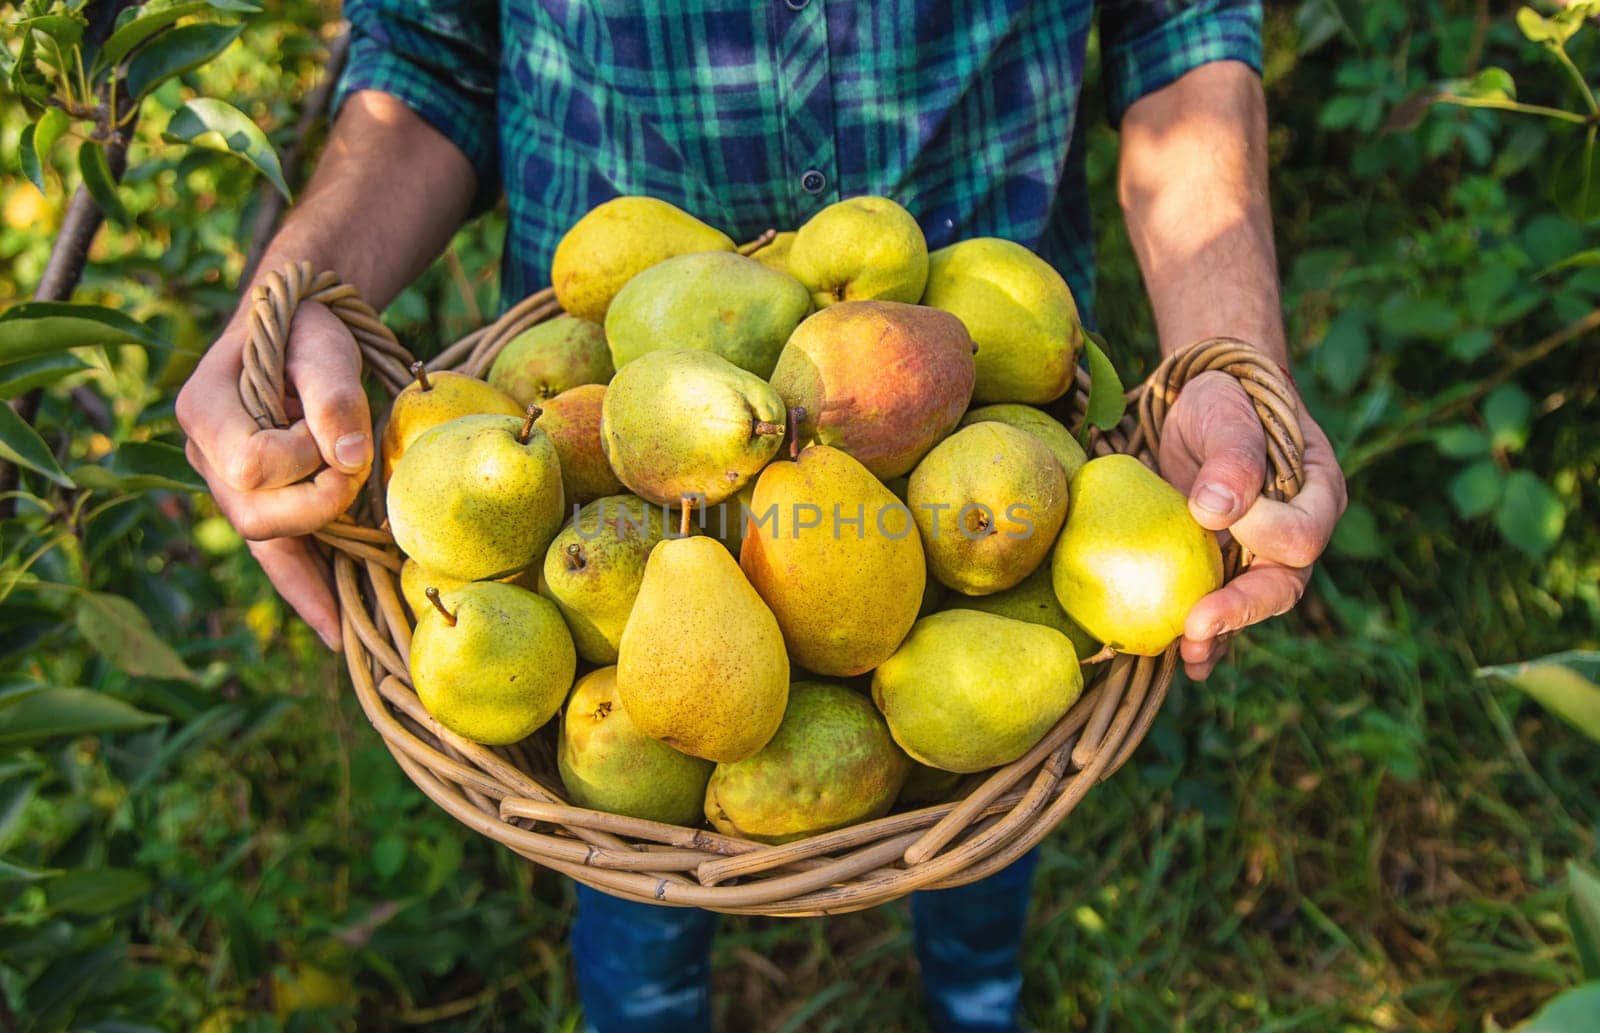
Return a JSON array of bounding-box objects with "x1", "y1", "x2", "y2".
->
[{"x1": 1156, "y1": 370, "x2": 1348, "y2": 680}]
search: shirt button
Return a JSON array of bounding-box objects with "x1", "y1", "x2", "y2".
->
[
  {"x1": 800, "y1": 169, "x2": 826, "y2": 194},
  {"x1": 785, "y1": 0, "x2": 808, "y2": 9}
]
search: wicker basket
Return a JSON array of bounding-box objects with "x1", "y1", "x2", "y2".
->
[{"x1": 237, "y1": 240, "x2": 1305, "y2": 917}]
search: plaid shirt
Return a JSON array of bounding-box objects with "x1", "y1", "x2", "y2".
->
[{"x1": 336, "y1": 1, "x2": 1261, "y2": 321}]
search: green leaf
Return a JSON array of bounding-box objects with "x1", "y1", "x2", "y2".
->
[
  {"x1": 70, "y1": 441, "x2": 205, "y2": 493},
  {"x1": 372, "y1": 832, "x2": 406, "y2": 879},
  {"x1": 1539, "y1": 248, "x2": 1600, "y2": 278},
  {"x1": 1515, "y1": 6, "x2": 1570, "y2": 46},
  {"x1": 164, "y1": 98, "x2": 291, "y2": 200},
  {"x1": 126, "y1": 22, "x2": 244, "y2": 100},
  {"x1": 1447, "y1": 460, "x2": 1503, "y2": 519},
  {"x1": 19, "y1": 123, "x2": 43, "y2": 193},
  {"x1": 1494, "y1": 470, "x2": 1565, "y2": 557},
  {"x1": 78, "y1": 140, "x2": 130, "y2": 227},
  {"x1": 0, "y1": 687, "x2": 167, "y2": 747},
  {"x1": 1483, "y1": 384, "x2": 1535, "y2": 453},
  {"x1": 1079, "y1": 331, "x2": 1126, "y2": 438},
  {"x1": 0, "y1": 354, "x2": 91, "y2": 399},
  {"x1": 0, "y1": 855, "x2": 58, "y2": 885},
  {"x1": 1378, "y1": 294, "x2": 1459, "y2": 341},
  {"x1": 97, "y1": 1, "x2": 242, "y2": 71},
  {"x1": 0, "y1": 399, "x2": 73, "y2": 489},
  {"x1": 1316, "y1": 312, "x2": 1370, "y2": 394},
  {"x1": 1433, "y1": 425, "x2": 1492, "y2": 459},
  {"x1": 23, "y1": 14, "x2": 85, "y2": 49},
  {"x1": 0, "y1": 302, "x2": 169, "y2": 362},
  {"x1": 1477, "y1": 651, "x2": 1600, "y2": 742},
  {"x1": 0, "y1": 768, "x2": 41, "y2": 850},
  {"x1": 1569, "y1": 863, "x2": 1600, "y2": 982},
  {"x1": 44, "y1": 868, "x2": 151, "y2": 916},
  {"x1": 1517, "y1": 983, "x2": 1600, "y2": 1032},
  {"x1": 1330, "y1": 500, "x2": 1383, "y2": 558},
  {"x1": 1459, "y1": 67, "x2": 1516, "y2": 102},
  {"x1": 1449, "y1": 327, "x2": 1495, "y2": 362},
  {"x1": 75, "y1": 592, "x2": 199, "y2": 683}
]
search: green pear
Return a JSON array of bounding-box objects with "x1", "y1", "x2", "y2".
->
[
  {"x1": 740, "y1": 445, "x2": 926, "y2": 677},
  {"x1": 960, "y1": 403, "x2": 1088, "y2": 481},
  {"x1": 487, "y1": 316, "x2": 613, "y2": 407},
  {"x1": 704, "y1": 682, "x2": 911, "y2": 843},
  {"x1": 536, "y1": 384, "x2": 624, "y2": 505},
  {"x1": 604, "y1": 251, "x2": 811, "y2": 377},
  {"x1": 770, "y1": 301, "x2": 975, "y2": 479},
  {"x1": 379, "y1": 366, "x2": 523, "y2": 484},
  {"x1": 922, "y1": 238, "x2": 1083, "y2": 404},
  {"x1": 1051, "y1": 454, "x2": 1223, "y2": 656},
  {"x1": 398, "y1": 558, "x2": 536, "y2": 619},
  {"x1": 871, "y1": 610, "x2": 1082, "y2": 773},
  {"x1": 955, "y1": 565, "x2": 1099, "y2": 660},
  {"x1": 388, "y1": 411, "x2": 564, "y2": 581},
  {"x1": 749, "y1": 230, "x2": 797, "y2": 275},
  {"x1": 788, "y1": 196, "x2": 928, "y2": 307},
  {"x1": 551, "y1": 196, "x2": 735, "y2": 322},
  {"x1": 558, "y1": 666, "x2": 713, "y2": 825},
  {"x1": 541, "y1": 494, "x2": 670, "y2": 664},
  {"x1": 909, "y1": 423, "x2": 1068, "y2": 596},
  {"x1": 409, "y1": 581, "x2": 576, "y2": 745},
  {"x1": 600, "y1": 349, "x2": 787, "y2": 506},
  {"x1": 617, "y1": 536, "x2": 789, "y2": 762},
  {"x1": 897, "y1": 764, "x2": 964, "y2": 807}
]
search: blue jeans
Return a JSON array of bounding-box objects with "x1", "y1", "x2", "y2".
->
[{"x1": 572, "y1": 849, "x2": 1039, "y2": 1033}]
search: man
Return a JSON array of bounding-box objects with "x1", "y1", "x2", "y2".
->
[{"x1": 177, "y1": 2, "x2": 1347, "y2": 1029}]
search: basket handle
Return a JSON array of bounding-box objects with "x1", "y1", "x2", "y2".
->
[{"x1": 238, "y1": 262, "x2": 420, "y2": 430}]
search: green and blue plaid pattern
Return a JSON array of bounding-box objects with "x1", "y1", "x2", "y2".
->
[{"x1": 337, "y1": 0, "x2": 1261, "y2": 321}]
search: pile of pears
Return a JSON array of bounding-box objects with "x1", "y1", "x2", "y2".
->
[{"x1": 382, "y1": 195, "x2": 1224, "y2": 844}]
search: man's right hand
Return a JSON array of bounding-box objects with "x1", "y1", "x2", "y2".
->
[{"x1": 176, "y1": 300, "x2": 373, "y2": 650}]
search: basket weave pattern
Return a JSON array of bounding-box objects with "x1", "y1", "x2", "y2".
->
[{"x1": 238, "y1": 247, "x2": 1304, "y2": 917}]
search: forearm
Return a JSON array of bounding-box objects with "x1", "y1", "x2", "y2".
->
[
  {"x1": 1118, "y1": 61, "x2": 1286, "y2": 365},
  {"x1": 237, "y1": 90, "x2": 478, "y2": 324}
]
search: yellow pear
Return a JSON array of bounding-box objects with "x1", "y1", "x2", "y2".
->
[
  {"x1": 788, "y1": 196, "x2": 928, "y2": 307},
  {"x1": 871, "y1": 610, "x2": 1081, "y2": 773},
  {"x1": 922, "y1": 237, "x2": 1084, "y2": 404},
  {"x1": 600, "y1": 349, "x2": 786, "y2": 506},
  {"x1": 704, "y1": 682, "x2": 911, "y2": 843},
  {"x1": 387, "y1": 411, "x2": 564, "y2": 581},
  {"x1": 379, "y1": 365, "x2": 523, "y2": 483},
  {"x1": 908, "y1": 423, "x2": 1068, "y2": 596},
  {"x1": 551, "y1": 196, "x2": 735, "y2": 322},
  {"x1": 398, "y1": 558, "x2": 536, "y2": 619},
  {"x1": 740, "y1": 445, "x2": 925, "y2": 676},
  {"x1": 540, "y1": 495, "x2": 670, "y2": 664},
  {"x1": 616, "y1": 535, "x2": 789, "y2": 763},
  {"x1": 1051, "y1": 454, "x2": 1223, "y2": 656},
  {"x1": 409, "y1": 582, "x2": 576, "y2": 745},
  {"x1": 558, "y1": 667, "x2": 713, "y2": 825},
  {"x1": 487, "y1": 316, "x2": 613, "y2": 407},
  {"x1": 955, "y1": 565, "x2": 1099, "y2": 660},
  {"x1": 749, "y1": 230, "x2": 797, "y2": 275},
  {"x1": 960, "y1": 403, "x2": 1088, "y2": 480}
]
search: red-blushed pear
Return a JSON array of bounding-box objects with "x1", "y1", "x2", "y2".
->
[
  {"x1": 487, "y1": 316, "x2": 613, "y2": 406},
  {"x1": 536, "y1": 384, "x2": 624, "y2": 506},
  {"x1": 740, "y1": 444, "x2": 925, "y2": 677},
  {"x1": 768, "y1": 301, "x2": 975, "y2": 480}
]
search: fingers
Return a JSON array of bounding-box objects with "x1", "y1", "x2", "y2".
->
[
  {"x1": 1181, "y1": 633, "x2": 1229, "y2": 681},
  {"x1": 1226, "y1": 415, "x2": 1347, "y2": 570},
  {"x1": 1160, "y1": 372, "x2": 1269, "y2": 530},
  {"x1": 188, "y1": 441, "x2": 364, "y2": 541},
  {"x1": 1184, "y1": 562, "x2": 1311, "y2": 642},
  {"x1": 176, "y1": 327, "x2": 323, "y2": 491},
  {"x1": 283, "y1": 303, "x2": 373, "y2": 475},
  {"x1": 248, "y1": 538, "x2": 343, "y2": 651}
]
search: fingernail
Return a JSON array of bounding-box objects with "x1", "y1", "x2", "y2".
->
[
  {"x1": 335, "y1": 433, "x2": 370, "y2": 470},
  {"x1": 1193, "y1": 483, "x2": 1236, "y2": 516}
]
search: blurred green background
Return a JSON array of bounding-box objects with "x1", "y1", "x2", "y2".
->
[{"x1": 2, "y1": 1, "x2": 1598, "y2": 1030}]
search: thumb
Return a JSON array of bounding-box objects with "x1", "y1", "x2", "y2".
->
[
  {"x1": 1183, "y1": 378, "x2": 1268, "y2": 531},
  {"x1": 284, "y1": 302, "x2": 372, "y2": 476}
]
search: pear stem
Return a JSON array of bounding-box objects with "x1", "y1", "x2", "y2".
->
[
  {"x1": 565, "y1": 542, "x2": 585, "y2": 571},
  {"x1": 1082, "y1": 644, "x2": 1116, "y2": 665},
  {"x1": 679, "y1": 499, "x2": 695, "y2": 537},
  {"x1": 424, "y1": 587, "x2": 457, "y2": 627},
  {"x1": 753, "y1": 419, "x2": 785, "y2": 437},
  {"x1": 787, "y1": 405, "x2": 807, "y2": 460},
  {"x1": 410, "y1": 361, "x2": 432, "y2": 391},
  {"x1": 517, "y1": 404, "x2": 542, "y2": 444}
]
